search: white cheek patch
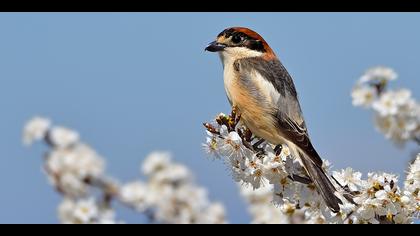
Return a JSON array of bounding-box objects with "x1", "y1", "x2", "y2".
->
[{"x1": 223, "y1": 47, "x2": 263, "y2": 60}]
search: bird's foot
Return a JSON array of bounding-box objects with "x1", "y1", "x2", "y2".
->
[{"x1": 230, "y1": 106, "x2": 241, "y2": 130}]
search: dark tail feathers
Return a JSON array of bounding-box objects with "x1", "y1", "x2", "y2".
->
[{"x1": 299, "y1": 152, "x2": 343, "y2": 213}]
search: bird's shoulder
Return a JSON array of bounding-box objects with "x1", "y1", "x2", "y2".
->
[
  {"x1": 234, "y1": 57, "x2": 298, "y2": 98},
  {"x1": 235, "y1": 57, "x2": 303, "y2": 124}
]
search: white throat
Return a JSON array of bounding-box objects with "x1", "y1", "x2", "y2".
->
[{"x1": 217, "y1": 47, "x2": 263, "y2": 105}]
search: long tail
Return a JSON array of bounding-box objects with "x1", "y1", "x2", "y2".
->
[{"x1": 298, "y1": 151, "x2": 343, "y2": 213}]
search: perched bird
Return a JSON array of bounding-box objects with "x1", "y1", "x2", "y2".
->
[{"x1": 205, "y1": 27, "x2": 343, "y2": 212}]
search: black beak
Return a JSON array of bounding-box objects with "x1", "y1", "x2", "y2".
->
[{"x1": 205, "y1": 41, "x2": 226, "y2": 52}]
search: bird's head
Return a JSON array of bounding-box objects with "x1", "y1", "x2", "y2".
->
[{"x1": 205, "y1": 27, "x2": 277, "y2": 61}]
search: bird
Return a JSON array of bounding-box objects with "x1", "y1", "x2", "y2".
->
[{"x1": 205, "y1": 27, "x2": 343, "y2": 213}]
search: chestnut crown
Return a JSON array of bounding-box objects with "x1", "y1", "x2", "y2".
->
[{"x1": 205, "y1": 27, "x2": 276, "y2": 59}]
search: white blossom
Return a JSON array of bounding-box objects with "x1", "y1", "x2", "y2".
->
[
  {"x1": 153, "y1": 185, "x2": 209, "y2": 223},
  {"x1": 141, "y1": 151, "x2": 172, "y2": 176},
  {"x1": 332, "y1": 168, "x2": 363, "y2": 192},
  {"x1": 351, "y1": 86, "x2": 376, "y2": 108},
  {"x1": 202, "y1": 137, "x2": 220, "y2": 158},
  {"x1": 45, "y1": 143, "x2": 105, "y2": 197},
  {"x1": 49, "y1": 126, "x2": 80, "y2": 149},
  {"x1": 58, "y1": 198, "x2": 77, "y2": 224},
  {"x1": 23, "y1": 117, "x2": 51, "y2": 146},
  {"x1": 72, "y1": 198, "x2": 99, "y2": 223},
  {"x1": 240, "y1": 184, "x2": 290, "y2": 224},
  {"x1": 405, "y1": 155, "x2": 420, "y2": 193},
  {"x1": 404, "y1": 155, "x2": 420, "y2": 217},
  {"x1": 372, "y1": 90, "x2": 412, "y2": 117},
  {"x1": 58, "y1": 198, "x2": 120, "y2": 224},
  {"x1": 219, "y1": 131, "x2": 251, "y2": 166},
  {"x1": 132, "y1": 152, "x2": 227, "y2": 224},
  {"x1": 359, "y1": 66, "x2": 398, "y2": 83},
  {"x1": 198, "y1": 202, "x2": 227, "y2": 224},
  {"x1": 95, "y1": 209, "x2": 121, "y2": 224},
  {"x1": 58, "y1": 198, "x2": 98, "y2": 224},
  {"x1": 119, "y1": 181, "x2": 150, "y2": 211}
]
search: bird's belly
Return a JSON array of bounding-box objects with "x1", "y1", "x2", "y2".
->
[
  {"x1": 225, "y1": 81, "x2": 283, "y2": 145},
  {"x1": 240, "y1": 112, "x2": 284, "y2": 145}
]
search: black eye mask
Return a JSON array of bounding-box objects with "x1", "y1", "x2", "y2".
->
[
  {"x1": 219, "y1": 29, "x2": 266, "y2": 53},
  {"x1": 231, "y1": 34, "x2": 242, "y2": 44},
  {"x1": 245, "y1": 39, "x2": 265, "y2": 52}
]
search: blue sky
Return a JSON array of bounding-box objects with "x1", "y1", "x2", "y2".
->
[{"x1": 0, "y1": 13, "x2": 419, "y2": 223}]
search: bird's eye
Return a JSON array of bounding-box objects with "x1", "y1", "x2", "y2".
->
[{"x1": 231, "y1": 35, "x2": 242, "y2": 44}]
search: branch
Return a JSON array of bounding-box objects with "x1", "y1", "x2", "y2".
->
[
  {"x1": 24, "y1": 117, "x2": 227, "y2": 224},
  {"x1": 203, "y1": 111, "x2": 420, "y2": 224}
]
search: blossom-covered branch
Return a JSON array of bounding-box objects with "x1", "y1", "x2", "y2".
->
[
  {"x1": 239, "y1": 184, "x2": 324, "y2": 224},
  {"x1": 23, "y1": 117, "x2": 226, "y2": 224},
  {"x1": 119, "y1": 151, "x2": 226, "y2": 224},
  {"x1": 351, "y1": 66, "x2": 420, "y2": 146},
  {"x1": 203, "y1": 67, "x2": 420, "y2": 224}
]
